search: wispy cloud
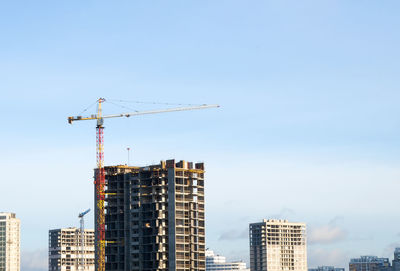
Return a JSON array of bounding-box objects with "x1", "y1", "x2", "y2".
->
[
  {"x1": 225, "y1": 249, "x2": 249, "y2": 265},
  {"x1": 270, "y1": 207, "x2": 295, "y2": 220},
  {"x1": 308, "y1": 217, "x2": 347, "y2": 245},
  {"x1": 219, "y1": 228, "x2": 248, "y2": 241},
  {"x1": 21, "y1": 249, "x2": 47, "y2": 271},
  {"x1": 383, "y1": 242, "x2": 400, "y2": 257}
]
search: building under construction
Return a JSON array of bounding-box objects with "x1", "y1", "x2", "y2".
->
[
  {"x1": 49, "y1": 228, "x2": 95, "y2": 271},
  {"x1": 99, "y1": 159, "x2": 205, "y2": 271}
]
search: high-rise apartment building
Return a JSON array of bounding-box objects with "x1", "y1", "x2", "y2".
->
[
  {"x1": 349, "y1": 256, "x2": 391, "y2": 271},
  {"x1": 48, "y1": 228, "x2": 95, "y2": 271},
  {"x1": 102, "y1": 160, "x2": 205, "y2": 271},
  {"x1": 309, "y1": 267, "x2": 344, "y2": 271},
  {"x1": 206, "y1": 250, "x2": 249, "y2": 271},
  {"x1": 0, "y1": 213, "x2": 20, "y2": 271},
  {"x1": 249, "y1": 219, "x2": 307, "y2": 271}
]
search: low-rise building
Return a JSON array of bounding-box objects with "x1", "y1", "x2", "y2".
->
[
  {"x1": 349, "y1": 256, "x2": 391, "y2": 271},
  {"x1": 309, "y1": 266, "x2": 345, "y2": 271},
  {"x1": 206, "y1": 250, "x2": 249, "y2": 271}
]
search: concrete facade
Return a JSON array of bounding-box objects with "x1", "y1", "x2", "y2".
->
[
  {"x1": 102, "y1": 160, "x2": 205, "y2": 271},
  {"x1": 249, "y1": 219, "x2": 307, "y2": 271},
  {"x1": 0, "y1": 213, "x2": 20, "y2": 271},
  {"x1": 48, "y1": 228, "x2": 95, "y2": 271},
  {"x1": 206, "y1": 250, "x2": 249, "y2": 271}
]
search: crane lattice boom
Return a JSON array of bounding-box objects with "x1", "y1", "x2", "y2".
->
[
  {"x1": 68, "y1": 104, "x2": 220, "y2": 124},
  {"x1": 79, "y1": 209, "x2": 90, "y2": 218}
]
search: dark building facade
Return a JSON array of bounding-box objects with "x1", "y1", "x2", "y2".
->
[
  {"x1": 101, "y1": 160, "x2": 205, "y2": 271},
  {"x1": 393, "y1": 248, "x2": 400, "y2": 271}
]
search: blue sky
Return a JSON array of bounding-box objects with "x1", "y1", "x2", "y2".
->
[{"x1": 1, "y1": 1, "x2": 400, "y2": 270}]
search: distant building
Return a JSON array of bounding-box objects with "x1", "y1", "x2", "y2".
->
[
  {"x1": 49, "y1": 227, "x2": 95, "y2": 271},
  {"x1": 206, "y1": 250, "x2": 249, "y2": 271},
  {"x1": 393, "y1": 248, "x2": 400, "y2": 271},
  {"x1": 349, "y1": 256, "x2": 391, "y2": 271},
  {"x1": 0, "y1": 213, "x2": 20, "y2": 271},
  {"x1": 309, "y1": 267, "x2": 345, "y2": 271},
  {"x1": 249, "y1": 219, "x2": 307, "y2": 271}
]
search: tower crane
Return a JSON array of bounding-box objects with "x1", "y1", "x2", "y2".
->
[
  {"x1": 68, "y1": 98, "x2": 219, "y2": 271},
  {"x1": 78, "y1": 209, "x2": 91, "y2": 271}
]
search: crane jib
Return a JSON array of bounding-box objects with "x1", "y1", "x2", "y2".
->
[{"x1": 67, "y1": 104, "x2": 220, "y2": 124}]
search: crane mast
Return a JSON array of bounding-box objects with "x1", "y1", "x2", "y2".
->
[
  {"x1": 78, "y1": 209, "x2": 91, "y2": 271},
  {"x1": 95, "y1": 99, "x2": 105, "y2": 271},
  {"x1": 68, "y1": 98, "x2": 219, "y2": 271}
]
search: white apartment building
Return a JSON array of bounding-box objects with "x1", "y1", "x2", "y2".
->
[
  {"x1": 206, "y1": 250, "x2": 249, "y2": 271},
  {"x1": 0, "y1": 213, "x2": 20, "y2": 271},
  {"x1": 49, "y1": 228, "x2": 95, "y2": 271},
  {"x1": 249, "y1": 219, "x2": 307, "y2": 271}
]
